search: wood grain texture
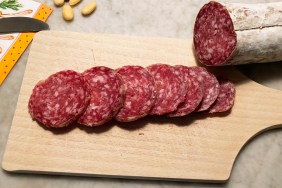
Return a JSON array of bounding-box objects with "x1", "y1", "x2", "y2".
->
[{"x1": 2, "y1": 31, "x2": 282, "y2": 182}]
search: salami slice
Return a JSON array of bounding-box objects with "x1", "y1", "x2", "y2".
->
[
  {"x1": 78, "y1": 66, "x2": 124, "y2": 126},
  {"x1": 208, "y1": 78, "x2": 235, "y2": 113},
  {"x1": 169, "y1": 66, "x2": 204, "y2": 117},
  {"x1": 194, "y1": 67, "x2": 219, "y2": 112},
  {"x1": 115, "y1": 66, "x2": 155, "y2": 122},
  {"x1": 147, "y1": 64, "x2": 186, "y2": 115},
  {"x1": 28, "y1": 70, "x2": 89, "y2": 128},
  {"x1": 194, "y1": 1, "x2": 282, "y2": 66}
]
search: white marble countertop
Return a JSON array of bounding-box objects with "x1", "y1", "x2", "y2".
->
[{"x1": 1, "y1": 0, "x2": 282, "y2": 187}]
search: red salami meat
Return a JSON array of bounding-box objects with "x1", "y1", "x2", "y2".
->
[
  {"x1": 115, "y1": 66, "x2": 155, "y2": 122},
  {"x1": 169, "y1": 66, "x2": 204, "y2": 117},
  {"x1": 194, "y1": 67, "x2": 219, "y2": 112},
  {"x1": 208, "y1": 78, "x2": 235, "y2": 113},
  {"x1": 147, "y1": 64, "x2": 186, "y2": 115},
  {"x1": 78, "y1": 67, "x2": 124, "y2": 126},
  {"x1": 28, "y1": 70, "x2": 89, "y2": 128},
  {"x1": 194, "y1": 1, "x2": 236, "y2": 66}
]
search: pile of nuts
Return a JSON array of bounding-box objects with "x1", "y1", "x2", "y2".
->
[{"x1": 53, "y1": 0, "x2": 97, "y2": 21}]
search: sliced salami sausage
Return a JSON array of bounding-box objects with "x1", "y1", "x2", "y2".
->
[
  {"x1": 28, "y1": 70, "x2": 89, "y2": 128},
  {"x1": 78, "y1": 66, "x2": 124, "y2": 126},
  {"x1": 169, "y1": 66, "x2": 204, "y2": 117},
  {"x1": 147, "y1": 64, "x2": 186, "y2": 115},
  {"x1": 194, "y1": 1, "x2": 282, "y2": 66},
  {"x1": 208, "y1": 78, "x2": 235, "y2": 113},
  {"x1": 194, "y1": 67, "x2": 219, "y2": 112},
  {"x1": 115, "y1": 66, "x2": 155, "y2": 122}
]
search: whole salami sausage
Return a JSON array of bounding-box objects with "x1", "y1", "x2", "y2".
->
[
  {"x1": 169, "y1": 66, "x2": 204, "y2": 117},
  {"x1": 194, "y1": 67, "x2": 219, "y2": 112},
  {"x1": 194, "y1": 1, "x2": 282, "y2": 66},
  {"x1": 208, "y1": 78, "x2": 235, "y2": 113},
  {"x1": 78, "y1": 67, "x2": 124, "y2": 126},
  {"x1": 115, "y1": 66, "x2": 155, "y2": 122},
  {"x1": 28, "y1": 70, "x2": 89, "y2": 128},
  {"x1": 147, "y1": 64, "x2": 187, "y2": 115}
]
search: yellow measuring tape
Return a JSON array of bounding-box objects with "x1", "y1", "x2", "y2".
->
[{"x1": 0, "y1": 4, "x2": 53, "y2": 85}]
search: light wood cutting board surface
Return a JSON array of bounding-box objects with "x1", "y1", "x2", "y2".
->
[{"x1": 2, "y1": 31, "x2": 282, "y2": 182}]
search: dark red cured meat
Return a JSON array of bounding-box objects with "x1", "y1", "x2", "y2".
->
[
  {"x1": 169, "y1": 66, "x2": 204, "y2": 117},
  {"x1": 78, "y1": 66, "x2": 124, "y2": 126},
  {"x1": 208, "y1": 78, "x2": 235, "y2": 113},
  {"x1": 147, "y1": 64, "x2": 186, "y2": 115},
  {"x1": 115, "y1": 66, "x2": 155, "y2": 122},
  {"x1": 193, "y1": 1, "x2": 236, "y2": 66},
  {"x1": 194, "y1": 67, "x2": 219, "y2": 112},
  {"x1": 28, "y1": 70, "x2": 89, "y2": 128}
]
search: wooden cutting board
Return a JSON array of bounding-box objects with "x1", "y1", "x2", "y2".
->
[{"x1": 2, "y1": 31, "x2": 282, "y2": 182}]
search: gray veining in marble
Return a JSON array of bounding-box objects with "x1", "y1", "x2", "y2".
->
[{"x1": 1, "y1": 0, "x2": 282, "y2": 188}]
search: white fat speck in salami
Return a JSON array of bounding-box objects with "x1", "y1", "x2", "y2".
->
[
  {"x1": 115, "y1": 66, "x2": 155, "y2": 122},
  {"x1": 28, "y1": 70, "x2": 89, "y2": 128},
  {"x1": 208, "y1": 78, "x2": 235, "y2": 113},
  {"x1": 194, "y1": 1, "x2": 282, "y2": 66},
  {"x1": 78, "y1": 66, "x2": 124, "y2": 126},
  {"x1": 194, "y1": 67, "x2": 219, "y2": 112},
  {"x1": 147, "y1": 64, "x2": 186, "y2": 115},
  {"x1": 169, "y1": 66, "x2": 204, "y2": 117}
]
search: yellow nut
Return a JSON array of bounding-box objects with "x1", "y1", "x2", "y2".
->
[
  {"x1": 69, "y1": 0, "x2": 81, "y2": 6},
  {"x1": 62, "y1": 4, "x2": 74, "y2": 21},
  {"x1": 53, "y1": 0, "x2": 64, "y2": 7},
  {"x1": 81, "y1": 2, "x2": 96, "y2": 16}
]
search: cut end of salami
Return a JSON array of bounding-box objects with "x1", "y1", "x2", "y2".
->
[
  {"x1": 208, "y1": 78, "x2": 235, "y2": 113},
  {"x1": 78, "y1": 66, "x2": 124, "y2": 126},
  {"x1": 193, "y1": 1, "x2": 237, "y2": 66},
  {"x1": 28, "y1": 70, "x2": 89, "y2": 128}
]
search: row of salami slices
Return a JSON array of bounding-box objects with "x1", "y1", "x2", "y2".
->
[{"x1": 28, "y1": 64, "x2": 235, "y2": 128}]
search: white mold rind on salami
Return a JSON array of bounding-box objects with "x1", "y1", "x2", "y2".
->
[
  {"x1": 229, "y1": 26, "x2": 282, "y2": 65},
  {"x1": 115, "y1": 66, "x2": 155, "y2": 122},
  {"x1": 194, "y1": 1, "x2": 282, "y2": 66},
  {"x1": 224, "y1": 2, "x2": 282, "y2": 30},
  {"x1": 78, "y1": 67, "x2": 124, "y2": 126}
]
